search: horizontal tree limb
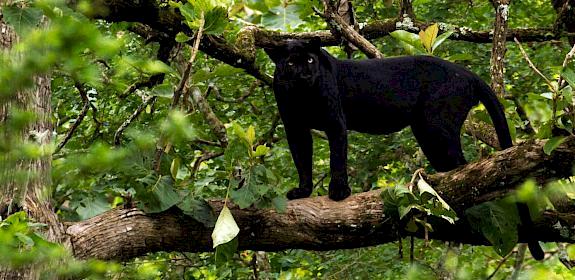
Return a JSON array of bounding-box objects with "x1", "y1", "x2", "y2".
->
[
  {"x1": 74, "y1": 1, "x2": 572, "y2": 87},
  {"x1": 67, "y1": 136, "x2": 575, "y2": 261}
]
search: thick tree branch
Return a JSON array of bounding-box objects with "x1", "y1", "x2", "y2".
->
[
  {"x1": 67, "y1": 137, "x2": 575, "y2": 261},
  {"x1": 74, "y1": 0, "x2": 570, "y2": 88}
]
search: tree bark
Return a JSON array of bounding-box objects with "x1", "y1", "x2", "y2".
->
[
  {"x1": 0, "y1": 15, "x2": 66, "y2": 280},
  {"x1": 67, "y1": 137, "x2": 575, "y2": 261},
  {"x1": 490, "y1": 0, "x2": 511, "y2": 97}
]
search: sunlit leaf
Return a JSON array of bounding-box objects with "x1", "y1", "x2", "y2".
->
[
  {"x1": 175, "y1": 32, "x2": 192, "y2": 43},
  {"x1": 204, "y1": 7, "x2": 228, "y2": 35},
  {"x1": 432, "y1": 30, "x2": 453, "y2": 51},
  {"x1": 417, "y1": 176, "x2": 451, "y2": 211},
  {"x1": 212, "y1": 205, "x2": 240, "y2": 248},
  {"x1": 261, "y1": 4, "x2": 304, "y2": 31},
  {"x1": 170, "y1": 157, "x2": 181, "y2": 180},
  {"x1": 143, "y1": 60, "x2": 175, "y2": 75},
  {"x1": 419, "y1": 23, "x2": 438, "y2": 53},
  {"x1": 246, "y1": 125, "x2": 256, "y2": 146},
  {"x1": 253, "y1": 145, "x2": 270, "y2": 157}
]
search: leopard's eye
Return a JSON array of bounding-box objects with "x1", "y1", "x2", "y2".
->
[
  {"x1": 307, "y1": 57, "x2": 314, "y2": 64},
  {"x1": 288, "y1": 61, "x2": 294, "y2": 66}
]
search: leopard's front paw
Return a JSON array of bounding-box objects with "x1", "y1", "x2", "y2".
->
[{"x1": 286, "y1": 187, "x2": 313, "y2": 200}]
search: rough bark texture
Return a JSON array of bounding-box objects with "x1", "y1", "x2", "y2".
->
[
  {"x1": 322, "y1": 0, "x2": 383, "y2": 58},
  {"x1": 490, "y1": 0, "x2": 511, "y2": 97},
  {"x1": 67, "y1": 137, "x2": 575, "y2": 261},
  {"x1": 0, "y1": 17, "x2": 66, "y2": 279}
]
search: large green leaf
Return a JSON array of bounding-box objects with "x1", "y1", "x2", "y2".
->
[
  {"x1": 544, "y1": 136, "x2": 566, "y2": 155},
  {"x1": 136, "y1": 175, "x2": 180, "y2": 213},
  {"x1": 466, "y1": 201, "x2": 519, "y2": 256},
  {"x1": 261, "y1": 4, "x2": 304, "y2": 31},
  {"x1": 2, "y1": 6, "x2": 43, "y2": 36},
  {"x1": 204, "y1": 7, "x2": 228, "y2": 35},
  {"x1": 178, "y1": 198, "x2": 216, "y2": 227},
  {"x1": 76, "y1": 195, "x2": 111, "y2": 220}
]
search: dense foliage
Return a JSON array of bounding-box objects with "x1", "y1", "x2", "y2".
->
[{"x1": 3, "y1": 0, "x2": 575, "y2": 278}]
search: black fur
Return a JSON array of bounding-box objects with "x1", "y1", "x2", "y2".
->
[
  {"x1": 265, "y1": 39, "x2": 512, "y2": 201},
  {"x1": 265, "y1": 39, "x2": 544, "y2": 260},
  {"x1": 265, "y1": 39, "x2": 544, "y2": 259}
]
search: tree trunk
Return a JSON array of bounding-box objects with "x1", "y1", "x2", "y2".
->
[{"x1": 0, "y1": 15, "x2": 65, "y2": 280}]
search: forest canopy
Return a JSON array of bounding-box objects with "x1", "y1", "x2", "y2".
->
[{"x1": 3, "y1": 0, "x2": 575, "y2": 279}]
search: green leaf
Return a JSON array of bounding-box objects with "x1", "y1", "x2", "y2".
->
[
  {"x1": 231, "y1": 123, "x2": 247, "y2": 144},
  {"x1": 178, "y1": 198, "x2": 216, "y2": 227},
  {"x1": 2, "y1": 6, "x2": 43, "y2": 36},
  {"x1": 253, "y1": 145, "x2": 270, "y2": 157},
  {"x1": 204, "y1": 7, "x2": 228, "y2": 35},
  {"x1": 224, "y1": 139, "x2": 249, "y2": 167},
  {"x1": 543, "y1": 136, "x2": 566, "y2": 155},
  {"x1": 76, "y1": 196, "x2": 111, "y2": 220},
  {"x1": 246, "y1": 125, "x2": 256, "y2": 146},
  {"x1": 417, "y1": 176, "x2": 451, "y2": 211},
  {"x1": 230, "y1": 183, "x2": 257, "y2": 208},
  {"x1": 399, "y1": 204, "x2": 425, "y2": 219},
  {"x1": 261, "y1": 4, "x2": 304, "y2": 31},
  {"x1": 432, "y1": 30, "x2": 453, "y2": 51},
  {"x1": 152, "y1": 84, "x2": 174, "y2": 98},
  {"x1": 272, "y1": 196, "x2": 287, "y2": 213},
  {"x1": 15, "y1": 232, "x2": 35, "y2": 247},
  {"x1": 215, "y1": 236, "x2": 238, "y2": 265},
  {"x1": 562, "y1": 67, "x2": 575, "y2": 88},
  {"x1": 143, "y1": 60, "x2": 175, "y2": 75},
  {"x1": 175, "y1": 32, "x2": 192, "y2": 43},
  {"x1": 170, "y1": 157, "x2": 181, "y2": 180},
  {"x1": 466, "y1": 201, "x2": 519, "y2": 256},
  {"x1": 390, "y1": 30, "x2": 424, "y2": 55},
  {"x1": 137, "y1": 175, "x2": 180, "y2": 213},
  {"x1": 212, "y1": 205, "x2": 240, "y2": 248},
  {"x1": 177, "y1": 2, "x2": 197, "y2": 21}
]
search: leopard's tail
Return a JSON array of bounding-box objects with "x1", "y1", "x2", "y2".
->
[{"x1": 474, "y1": 78, "x2": 513, "y2": 149}]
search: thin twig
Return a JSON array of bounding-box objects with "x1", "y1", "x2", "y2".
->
[
  {"x1": 257, "y1": 113, "x2": 281, "y2": 147},
  {"x1": 514, "y1": 37, "x2": 559, "y2": 123},
  {"x1": 486, "y1": 251, "x2": 515, "y2": 280},
  {"x1": 55, "y1": 82, "x2": 90, "y2": 153},
  {"x1": 320, "y1": 0, "x2": 383, "y2": 58},
  {"x1": 114, "y1": 96, "x2": 157, "y2": 146},
  {"x1": 210, "y1": 81, "x2": 259, "y2": 103},
  {"x1": 510, "y1": 244, "x2": 527, "y2": 280},
  {"x1": 154, "y1": 12, "x2": 205, "y2": 172},
  {"x1": 119, "y1": 74, "x2": 164, "y2": 99},
  {"x1": 173, "y1": 14, "x2": 205, "y2": 109},
  {"x1": 514, "y1": 37, "x2": 555, "y2": 90},
  {"x1": 190, "y1": 151, "x2": 224, "y2": 180}
]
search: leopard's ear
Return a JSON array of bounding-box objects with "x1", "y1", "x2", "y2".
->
[{"x1": 264, "y1": 45, "x2": 284, "y2": 63}]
